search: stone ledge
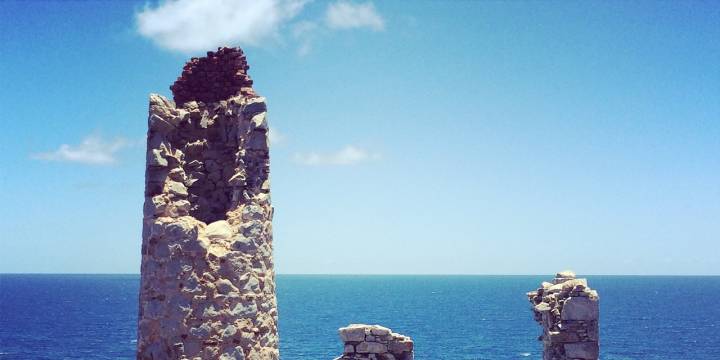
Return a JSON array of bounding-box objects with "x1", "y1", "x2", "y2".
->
[{"x1": 335, "y1": 324, "x2": 413, "y2": 360}]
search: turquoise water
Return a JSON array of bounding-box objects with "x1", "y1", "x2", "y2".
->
[{"x1": 1, "y1": 275, "x2": 719, "y2": 359}]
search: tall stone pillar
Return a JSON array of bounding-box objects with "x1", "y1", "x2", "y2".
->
[
  {"x1": 527, "y1": 271, "x2": 599, "y2": 360},
  {"x1": 137, "y1": 47, "x2": 278, "y2": 360}
]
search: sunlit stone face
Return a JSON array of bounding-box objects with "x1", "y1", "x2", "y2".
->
[{"x1": 137, "y1": 48, "x2": 278, "y2": 360}]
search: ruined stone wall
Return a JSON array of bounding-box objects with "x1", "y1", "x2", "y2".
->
[
  {"x1": 335, "y1": 324, "x2": 414, "y2": 360},
  {"x1": 137, "y1": 47, "x2": 277, "y2": 360},
  {"x1": 527, "y1": 271, "x2": 599, "y2": 360},
  {"x1": 170, "y1": 47, "x2": 255, "y2": 106}
]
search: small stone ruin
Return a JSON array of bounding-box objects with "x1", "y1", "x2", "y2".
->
[
  {"x1": 334, "y1": 324, "x2": 414, "y2": 360},
  {"x1": 527, "y1": 271, "x2": 599, "y2": 360}
]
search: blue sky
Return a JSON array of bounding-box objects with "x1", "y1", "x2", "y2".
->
[{"x1": 1, "y1": 0, "x2": 718, "y2": 275}]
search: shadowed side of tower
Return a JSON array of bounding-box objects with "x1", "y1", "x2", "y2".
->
[{"x1": 137, "y1": 47, "x2": 277, "y2": 360}]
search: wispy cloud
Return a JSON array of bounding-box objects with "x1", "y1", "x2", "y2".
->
[
  {"x1": 31, "y1": 135, "x2": 129, "y2": 165},
  {"x1": 294, "y1": 145, "x2": 380, "y2": 166},
  {"x1": 292, "y1": 20, "x2": 319, "y2": 56},
  {"x1": 136, "y1": 0, "x2": 385, "y2": 55},
  {"x1": 325, "y1": 1, "x2": 384, "y2": 31},
  {"x1": 268, "y1": 127, "x2": 286, "y2": 145},
  {"x1": 136, "y1": 0, "x2": 309, "y2": 52}
]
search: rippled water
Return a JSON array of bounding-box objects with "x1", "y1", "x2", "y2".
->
[{"x1": 1, "y1": 275, "x2": 718, "y2": 359}]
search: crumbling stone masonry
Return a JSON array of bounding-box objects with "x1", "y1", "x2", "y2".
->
[
  {"x1": 334, "y1": 324, "x2": 414, "y2": 360},
  {"x1": 527, "y1": 271, "x2": 599, "y2": 360},
  {"x1": 137, "y1": 47, "x2": 277, "y2": 360},
  {"x1": 170, "y1": 47, "x2": 255, "y2": 106}
]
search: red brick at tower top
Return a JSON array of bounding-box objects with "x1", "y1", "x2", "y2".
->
[{"x1": 170, "y1": 46, "x2": 255, "y2": 105}]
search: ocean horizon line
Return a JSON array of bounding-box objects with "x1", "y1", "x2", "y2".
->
[{"x1": 1, "y1": 272, "x2": 719, "y2": 277}]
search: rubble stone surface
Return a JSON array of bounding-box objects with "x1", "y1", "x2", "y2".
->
[
  {"x1": 527, "y1": 271, "x2": 599, "y2": 360},
  {"x1": 137, "y1": 47, "x2": 277, "y2": 360},
  {"x1": 334, "y1": 324, "x2": 413, "y2": 360},
  {"x1": 170, "y1": 47, "x2": 255, "y2": 106}
]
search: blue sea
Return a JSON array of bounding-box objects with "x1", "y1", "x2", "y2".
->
[{"x1": 1, "y1": 275, "x2": 718, "y2": 359}]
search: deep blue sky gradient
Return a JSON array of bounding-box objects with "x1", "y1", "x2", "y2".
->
[{"x1": 1, "y1": 1, "x2": 718, "y2": 274}]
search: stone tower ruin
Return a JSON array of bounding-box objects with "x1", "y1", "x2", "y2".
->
[
  {"x1": 527, "y1": 271, "x2": 599, "y2": 360},
  {"x1": 137, "y1": 47, "x2": 278, "y2": 360}
]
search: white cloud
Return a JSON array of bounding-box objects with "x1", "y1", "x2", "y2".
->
[
  {"x1": 325, "y1": 1, "x2": 384, "y2": 31},
  {"x1": 293, "y1": 145, "x2": 379, "y2": 166},
  {"x1": 136, "y1": 0, "x2": 309, "y2": 52},
  {"x1": 31, "y1": 135, "x2": 129, "y2": 165}
]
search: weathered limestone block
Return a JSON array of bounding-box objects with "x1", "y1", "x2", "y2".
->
[
  {"x1": 527, "y1": 271, "x2": 599, "y2": 360},
  {"x1": 137, "y1": 47, "x2": 277, "y2": 360},
  {"x1": 334, "y1": 324, "x2": 413, "y2": 360},
  {"x1": 561, "y1": 296, "x2": 599, "y2": 321}
]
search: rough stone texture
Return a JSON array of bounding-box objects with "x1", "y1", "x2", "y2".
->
[
  {"x1": 170, "y1": 47, "x2": 255, "y2": 106},
  {"x1": 527, "y1": 271, "x2": 599, "y2": 360},
  {"x1": 334, "y1": 324, "x2": 413, "y2": 360},
  {"x1": 137, "y1": 47, "x2": 277, "y2": 360}
]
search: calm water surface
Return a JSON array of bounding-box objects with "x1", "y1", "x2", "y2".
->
[{"x1": 1, "y1": 275, "x2": 718, "y2": 359}]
